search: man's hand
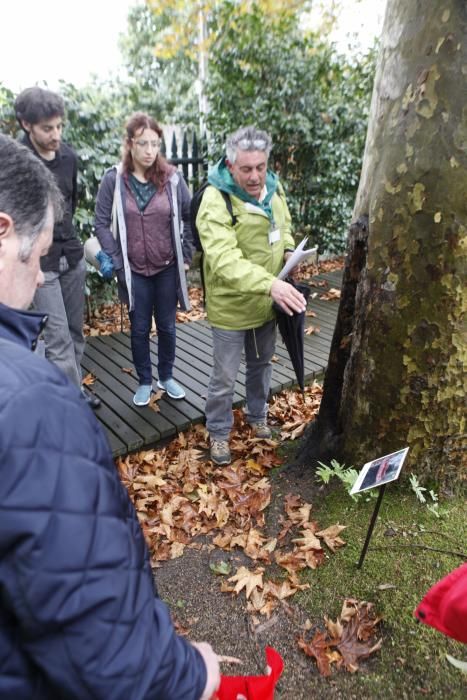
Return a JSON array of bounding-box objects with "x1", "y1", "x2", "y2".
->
[
  {"x1": 270, "y1": 279, "x2": 307, "y2": 315},
  {"x1": 192, "y1": 642, "x2": 220, "y2": 700}
]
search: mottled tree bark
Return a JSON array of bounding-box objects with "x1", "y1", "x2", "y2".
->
[{"x1": 298, "y1": 0, "x2": 466, "y2": 483}]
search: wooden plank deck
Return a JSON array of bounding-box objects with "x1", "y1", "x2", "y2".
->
[{"x1": 83, "y1": 270, "x2": 342, "y2": 456}]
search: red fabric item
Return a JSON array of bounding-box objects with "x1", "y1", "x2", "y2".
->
[
  {"x1": 214, "y1": 647, "x2": 284, "y2": 700},
  {"x1": 414, "y1": 563, "x2": 467, "y2": 643}
]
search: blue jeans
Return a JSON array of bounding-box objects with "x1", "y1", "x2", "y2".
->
[
  {"x1": 32, "y1": 256, "x2": 86, "y2": 387},
  {"x1": 129, "y1": 265, "x2": 177, "y2": 385},
  {"x1": 206, "y1": 319, "x2": 276, "y2": 441}
]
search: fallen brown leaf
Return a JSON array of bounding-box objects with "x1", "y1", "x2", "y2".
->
[
  {"x1": 297, "y1": 630, "x2": 333, "y2": 677},
  {"x1": 316, "y1": 524, "x2": 347, "y2": 552},
  {"x1": 228, "y1": 566, "x2": 264, "y2": 600},
  {"x1": 320, "y1": 287, "x2": 341, "y2": 301}
]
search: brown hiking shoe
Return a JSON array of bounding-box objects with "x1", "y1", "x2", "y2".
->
[
  {"x1": 249, "y1": 422, "x2": 272, "y2": 439},
  {"x1": 210, "y1": 439, "x2": 231, "y2": 465}
]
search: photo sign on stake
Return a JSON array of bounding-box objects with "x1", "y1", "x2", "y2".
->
[
  {"x1": 350, "y1": 447, "x2": 409, "y2": 495},
  {"x1": 353, "y1": 447, "x2": 410, "y2": 569}
]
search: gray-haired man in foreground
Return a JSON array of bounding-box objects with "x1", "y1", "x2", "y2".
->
[{"x1": 196, "y1": 126, "x2": 306, "y2": 465}]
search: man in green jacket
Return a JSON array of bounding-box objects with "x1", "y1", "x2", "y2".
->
[{"x1": 197, "y1": 126, "x2": 306, "y2": 465}]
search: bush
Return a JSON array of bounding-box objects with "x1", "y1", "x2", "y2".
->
[{"x1": 205, "y1": 2, "x2": 376, "y2": 253}]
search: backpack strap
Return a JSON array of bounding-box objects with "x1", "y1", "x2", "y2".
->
[{"x1": 220, "y1": 190, "x2": 237, "y2": 227}]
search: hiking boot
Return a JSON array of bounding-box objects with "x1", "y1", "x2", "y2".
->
[
  {"x1": 157, "y1": 378, "x2": 186, "y2": 400},
  {"x1": 249, "y1": 421, "x2": 272, "y2": 439},
  {"x1": 81, "y1": 387, "x2": 101, "y2": 410},
  {"x1": 210, "y1": 440, "x2": 231, "y2": 466},
  {"x1": 133, "y1": 384, "x2": 152, "y2": 406}
]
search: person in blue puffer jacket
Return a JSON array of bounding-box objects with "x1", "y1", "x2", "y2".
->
[{"x1": 0, "y1": 136, "x2": 219, "y2": 698}]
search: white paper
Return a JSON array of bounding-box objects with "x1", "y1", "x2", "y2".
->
[{"x1": 278, "y1": 237, "x2": 318, "y2": 280}]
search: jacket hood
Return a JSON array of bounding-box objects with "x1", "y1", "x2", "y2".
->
[
  {"x1": 208, "y1": 157, "x2": 278, "y2": 219},
  {"x1": 0, "y1": 303, "x2": 48, "y2": 351},
  {"x1": 414, "y1": 562, "x2": 467, "y2": 643}
]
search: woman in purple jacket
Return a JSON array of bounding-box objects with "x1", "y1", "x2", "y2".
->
[{"x1": 95, "y1": 113, "x2": 193, "y2": 406}]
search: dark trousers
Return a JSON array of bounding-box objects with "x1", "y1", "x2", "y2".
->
[{"x1": 129, "y1": 265, "x2": 177, "y2": 385}]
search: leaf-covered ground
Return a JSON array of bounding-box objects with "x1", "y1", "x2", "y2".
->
[
  {"x1": 114, "y1": 398, "x2": 466, "y2": 698},
  {"x1": 116, "y1": 388, "x2": 387, "y2": 693},
  {"x1": 85, "y1": 260, "x2": 466, "y2": 697}
]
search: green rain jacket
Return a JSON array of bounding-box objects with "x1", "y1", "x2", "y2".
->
[{"x1": 196, "y1": 158, "x2": 295, "y2": 330}]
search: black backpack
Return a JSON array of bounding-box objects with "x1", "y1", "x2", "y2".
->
[{"x1": 190, "y1": 181, "x2": 237, "y2": 252}]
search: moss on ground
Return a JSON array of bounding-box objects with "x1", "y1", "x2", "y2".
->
[{"x1": 295, "y1": 478, "x2": 467, "y2": 697}]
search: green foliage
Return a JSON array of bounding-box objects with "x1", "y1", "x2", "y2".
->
[
  {"x1": 0, "y1": 84, "x2": 17, "y2": 134},
  {"x1": 59, "y1": 82, "x2": 123, "y2": 235},
  {"x1": 0, "y1": 0, "x2": 377, "y2": 279},
  {"x1": 409, "y1": 473, "x2": 441, "y2": 518},
  {"x1": 205, "y1": 1, "x2": 376, "y2": 253},
  {"x1": 119, "y1": 3, "x2": 198, "y2": 126},
  {"x1": 0, "y1": 80, "x2": 124, "y2": 302},
  {"x1": 121, "y1": 1, "x2": 376, "y2": 253},
  {"x1": 316, "y1": 459, "x2": 443, "y2": 517},
  {"x1": 316, "y1": 459, "x2": 361, "y2": 499}
]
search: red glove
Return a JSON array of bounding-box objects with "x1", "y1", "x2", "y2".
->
[{"x1": 212, "y1": 647, "x2": 283, "y2": 700}]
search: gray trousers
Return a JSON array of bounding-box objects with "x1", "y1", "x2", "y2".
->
[
  {"x1": 32, "y1": 256, "x2": 86, "y2": 387},
  {"x1": 206, "y1": 319, "x2": 276, "y2": 441}
]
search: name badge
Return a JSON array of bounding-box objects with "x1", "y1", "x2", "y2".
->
[{"x1": 269, "y1": 228, "x2": 280, "y2": 245}]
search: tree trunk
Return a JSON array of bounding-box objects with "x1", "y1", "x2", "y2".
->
[{"x1": 298, "y1": 0, "x2": 466, "y2": 484}]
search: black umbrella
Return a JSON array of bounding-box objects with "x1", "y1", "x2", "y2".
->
[{"x1": 273, "y1": 277, "x2": 311, "y2": 392}]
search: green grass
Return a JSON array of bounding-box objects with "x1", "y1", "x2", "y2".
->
[{"x1": 298, "y1": 479, "x2": 467, "y2": 697}]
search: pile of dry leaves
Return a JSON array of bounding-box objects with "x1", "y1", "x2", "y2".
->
[
  {"x1": 117, "y1": 384, "x2": 324, "y2": 575},
  {"x1": 297, "y1": 599, "x2": 383, "y2": 675},
  {"x1": 118, "y1": 382, "x2": 383, "y2": 676}
]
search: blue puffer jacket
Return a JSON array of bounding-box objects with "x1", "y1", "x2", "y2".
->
[{"x1": 0, "y1": 303, "x2": 206, "y2": 699}]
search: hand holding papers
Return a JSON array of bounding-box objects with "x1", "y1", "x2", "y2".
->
[{"x1": 278, "y1": 237, "x2": 318, "y2": 280}]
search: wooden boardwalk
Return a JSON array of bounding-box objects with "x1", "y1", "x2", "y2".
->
[{"x1": 83, "y1": 270, "x2": 342, "y2": 457}]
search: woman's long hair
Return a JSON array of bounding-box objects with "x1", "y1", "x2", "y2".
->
[{"x1": 122, "y1": 112, "x2": 173, "y2": 188}]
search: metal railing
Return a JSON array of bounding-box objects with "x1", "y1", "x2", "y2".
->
[{"x1": 161, "y1": 130, "x2": 208, "y2": 191}]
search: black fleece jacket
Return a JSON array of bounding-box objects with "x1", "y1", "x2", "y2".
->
[{"x1": 21, "y1": 133, "x2": 83, "y2": 271}]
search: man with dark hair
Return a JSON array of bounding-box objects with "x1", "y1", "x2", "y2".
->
[
  {"x1": 0, "y1": 133, "x2": 219, "y2": 700},
  {"x1": 14, "y1": 86, "x2": 100, "y2": 408},
  {"x1": 197, "y1": 125, "x2": 306, "y2": 465}
]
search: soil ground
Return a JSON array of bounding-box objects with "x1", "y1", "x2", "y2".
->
[
  {"x1": 155, "y1": 453, "x2": 467, "y2": 699},
  {"x1": 155, "y1": 463, "x2": 338, "y2": 699}
]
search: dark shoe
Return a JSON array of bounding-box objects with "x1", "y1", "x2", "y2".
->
[
  {"x1": 210, "y1": 439, "x2": 231, "y2": 466},
  {"x1": 249, "y1": 421, "x2": 272, "y2": 439},
  {"x1": 81, "y1": 387, "x2": 101, "y2": 409}
]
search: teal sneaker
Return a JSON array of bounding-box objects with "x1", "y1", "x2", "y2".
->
[
  {"x1": 157, "y1": 378, "x2": 186, "y2": 400},
  {"x1": 133, "y1": 384, "x2": 152, "y2": 406}
]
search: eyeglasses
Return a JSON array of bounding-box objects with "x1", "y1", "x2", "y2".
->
[
  {"x1": 238, "y1": 138, "x2": 268, "y2": 150},
  {"x1": 133, "y1": 139, "x2": 161, "y2": 149}
]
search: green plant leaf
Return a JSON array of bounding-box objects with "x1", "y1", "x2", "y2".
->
[{"x1": 210, "y1": 561, "x2": 231, "y2": 576}]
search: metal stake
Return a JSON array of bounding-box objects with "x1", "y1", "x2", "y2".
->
[{"x1": 357, "y1": 483, "x2": 386, "y2": 569}]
